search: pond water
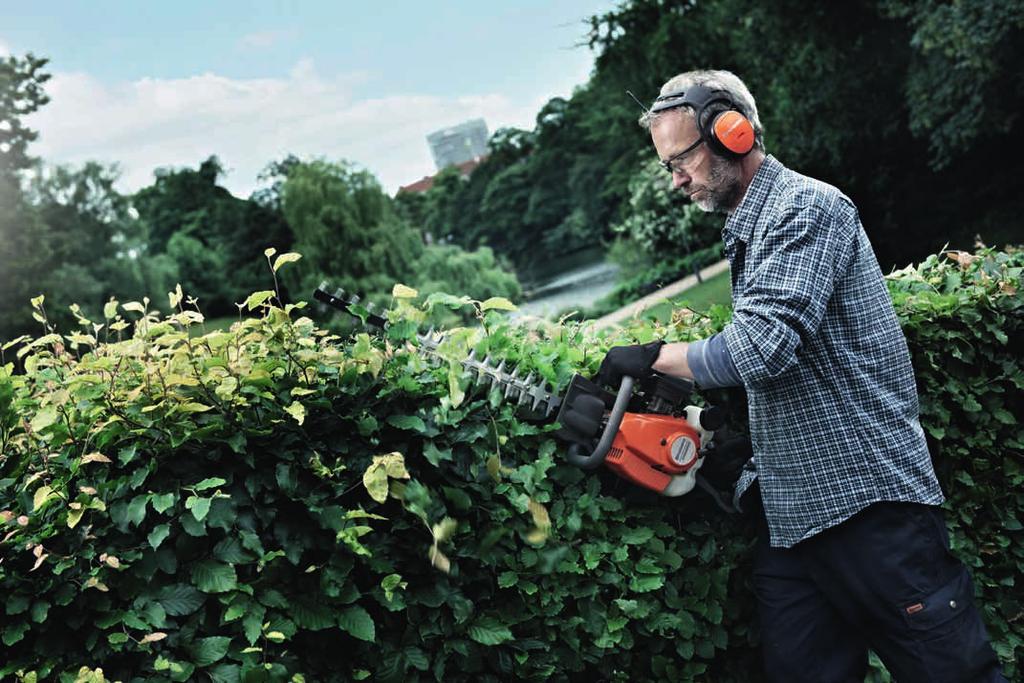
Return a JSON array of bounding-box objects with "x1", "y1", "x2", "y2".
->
[{"x1": 515, "y1": 260, "x2": 620, "y2": 319}]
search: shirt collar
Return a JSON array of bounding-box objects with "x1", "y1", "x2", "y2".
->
[{"x1": 723, "y1": 154, "x2": 783, "y2": 243}]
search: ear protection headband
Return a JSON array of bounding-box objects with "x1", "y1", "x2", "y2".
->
[{"x1": 650, "y1": 84, "x2": 755, "y2": 158}]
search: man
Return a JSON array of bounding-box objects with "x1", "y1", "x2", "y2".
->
[{"x1": 596, "y1": 70, "x2": 1005, "y2": 682}]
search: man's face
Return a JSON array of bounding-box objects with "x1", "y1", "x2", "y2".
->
[{"x1": 651, "y1": 109, "x2": 742, "y2": 213}]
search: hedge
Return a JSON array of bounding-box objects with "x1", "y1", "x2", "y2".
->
[{"x1": 0, "y1": 247, "x2": 1020, "y2": 682}]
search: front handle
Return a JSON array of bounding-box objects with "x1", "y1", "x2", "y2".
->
[{"x1": 564, "y1": 376, "x2": 634, "y2": 470}]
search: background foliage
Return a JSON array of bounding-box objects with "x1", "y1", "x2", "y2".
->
[
  {"x1": 3, "y1": 2, "x2": 1023, "y2": 341},
  {"x1": 0, "y1": 248, "x2": 1019, "y2": 682}
]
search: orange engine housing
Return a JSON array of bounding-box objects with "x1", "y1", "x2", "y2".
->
[{"x1": 604, "y1": 413, "x2": 702, "y2": 494}]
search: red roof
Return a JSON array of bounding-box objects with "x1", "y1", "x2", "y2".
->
[{"x1": 397, "y1": 155, "x2": 488, "y2": 194}]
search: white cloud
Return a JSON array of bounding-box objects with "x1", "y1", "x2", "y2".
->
[
  {"x1": 26, "y1": 60, "x2": 550, "y2": 197},
  {"x1": 0, "y1": 40, "x2": 9, "y2": 56}
]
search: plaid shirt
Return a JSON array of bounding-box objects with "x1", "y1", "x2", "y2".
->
[{"x1": 722, "y1": 155, "x2": 945, "y2": 547}]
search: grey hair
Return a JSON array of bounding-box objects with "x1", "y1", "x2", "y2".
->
[{"x1": 639, "y1": 69, "x2": 765, "y2": 153}]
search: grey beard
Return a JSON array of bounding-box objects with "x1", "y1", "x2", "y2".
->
[{"x1": 694, "y1": 156, "x2": 743, "y2": 213}]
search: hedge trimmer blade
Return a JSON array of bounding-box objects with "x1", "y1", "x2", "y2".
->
[{"x1": 315, "y1": 283, "x2": 561, "y2": 420}]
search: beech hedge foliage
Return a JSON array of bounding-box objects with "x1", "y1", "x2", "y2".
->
[{"x1": 0, "y1": 247, "x2": 1020, "y2": 682}]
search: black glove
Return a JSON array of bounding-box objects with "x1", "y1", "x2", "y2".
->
[
  {"x1": 595, "y1": 340, "x2": 665, "y2": 389},
  {"x1": 700, "y1": 433, "x2": 752, "y2": 491}
]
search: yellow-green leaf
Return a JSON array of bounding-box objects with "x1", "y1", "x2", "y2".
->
[
  {"x1": 480, "y1": 297, "x2": 517, "y2": 312},
  {"x1": 362, "y1": 463, "x2": 389, "y2": 504},
  {"x1": 33, "y1": 486, "x2": 55, "y2": 512},
  {"x1": 285, "y1": 402, "x2": 306, "y2": 425},
  {"x1": 392, "y1": 283, "x2": 418, "y2": 299},
  {"x1": 429, "y1": 546, "x2": 451, "y2": 573},
  {"x1": 168, "y1": 284, "x2": 183, "y2": 310},
  {"x1": 245, "y1": 290, "x2": 276, "y2": 311},
  {"x1": 528, "y1": 499, "x2": 551, "y2": 531},
  {"x1": 272, "y1": 252, "x2": 302, "y2": 272},
  {"x1": 81, "y1": 452, "x2": 112, "y2": 465},
  {"x1": 103, "y1": 299, "x2": 119, "y2": 320},
  {"x1": 67, "y1": 507, "x2": 85, "y2": 529},
  {"x1": 264, "y1": 247, "x2": 277, "y2": 258},
  {"x1": 378, "y1": 452, "x2": 409, "y2": 479},
  {"x1": 178, "y1": 402, "x2": 213, "y2": 413},
  {"x1": 432, "y1": 517, "x2": 457, "y2": 543},
  {"x1": 448, "y1": 364, "x2": 465, "y2": 408},
  {"x1": 486, "y1": 454, "x2": 502, "y2": 482},
  {"x1": 122, "y1": 301, "x2": 146, "y2": 314}
]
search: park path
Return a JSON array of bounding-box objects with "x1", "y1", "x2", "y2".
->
[{"x1": 592, "y1": 259, "x2": 730, "y2": 329}]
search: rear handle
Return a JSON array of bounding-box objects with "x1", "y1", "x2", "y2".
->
[{"x1": 565, "y1": 376, "x2": 634, "y2": 470}]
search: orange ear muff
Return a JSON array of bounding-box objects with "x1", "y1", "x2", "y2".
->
[{"x1": 713, "y1": 110, "x2": 755, "y2": 155}]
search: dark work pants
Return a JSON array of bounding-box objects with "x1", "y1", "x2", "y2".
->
[{"x1": 753, "y1": 501, "x2": 1006, "y2": 683}]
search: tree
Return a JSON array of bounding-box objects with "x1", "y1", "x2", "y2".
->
[
  {"x1": 0, "y1": 54, "x2": 51, "y2": 341},
  {"x1": 133, "y1": 156, "x2": 293, "y2": 314},
  {"x1": 0, "y1": 53, "x2": 50, "y2": 180},
  {"x1": 281, "y1": 159, "x2": 425, "y2": 301},
  {"x1": 26, "y1": 162, "x2": 149, "y2": 326}
]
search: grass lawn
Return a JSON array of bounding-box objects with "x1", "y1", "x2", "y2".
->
[{"x1": 639, "y1": 269, "x2": 732, "y2": 323}]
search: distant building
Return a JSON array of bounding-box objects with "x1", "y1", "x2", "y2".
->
[
  {"x1": 397, "y1": 155, "x2": 487, "y2": 195},
  {"x1": 427, "y1": 118, "x2": 489, "y2": 171}
]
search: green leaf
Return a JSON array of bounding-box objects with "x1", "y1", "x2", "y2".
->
[
  {"x1": 213, "y1": 537, "x2": 250, "y2": 563},
  {"x1": 468, "y1": 618, "x2": 513, "y2": 645},
  {"x1": 403, "y1": 646, "x2": 430, "y2": 671},
  {"x1": 29, "y1": 601, "x2": 49, "y2": 623},
  {"x1": 386, "y1": 414, "x2": 426, "y2": 432},
  {"x1": 148, "y1": 524, "x2": 171, "y2": 550},
  {"x1": 180, "y1": 512, "x2": 207, "y2": 537},
  {"x1": 151, "y1": 492, "x2": 177, "y2": 513},
  {"x1": 29, "y1": 406, "x2": 59, "y2": 433},
  {"x1": 338, "y1": 606, "x2": 376, "y2": 642},
  {"x1": 620, "y1": 527, "x2": 655, "y2": 545},
  {"x1": 188, "y1": 636, "x2": 232, "y2": 667},
  {"x1": 993, "y1": 408, "x2": 1016, "y2": 425},
  {"x1": 480, "y1": 297, "x2": 517, "y2": 312},
  {"x1": 207, "y1": 664, "x2": 242, "y2": 683},
  {"x1": 186, "y1": 495, "x2": 212, "y2": 522},
  {"x1": 629, "y1": 575, "x2": 665, "y2": 592},
  {"x1": 6, "y1": 595, "x2": 30, "y2": 615},
  {"x1": 194, "y1": 477, "x2": 227, "y2": 491},
  {"x1": 291, "y1": 600, "x2": 335, "y2": 630},
  {"x1": 192, "y1": 560, "x2": 237, "y2": 593},
  {"x1": 158, "y1": 584, "x2": 205, "y2": 616},
  {"x1": 126, "y1": 494, "x2": 149, "y2": 526},
  {"x1": 3, "y1": 622, "x2": 29, "y2": 646},
  {"x1": 242, "y1": 604, "x2": 266, "y2": 645}
]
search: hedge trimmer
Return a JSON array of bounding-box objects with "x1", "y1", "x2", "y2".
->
[{"x1": 314, "y1": 283, "x2": 737, "y2": 511}]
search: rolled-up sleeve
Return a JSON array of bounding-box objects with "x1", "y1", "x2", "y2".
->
[{"x1": 723, "y1": 200, "x2": 856, "y2": 388}]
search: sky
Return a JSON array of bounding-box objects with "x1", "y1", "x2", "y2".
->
[{"x1": 2, "y1": 0, "x2": 618, "y2": 197}]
